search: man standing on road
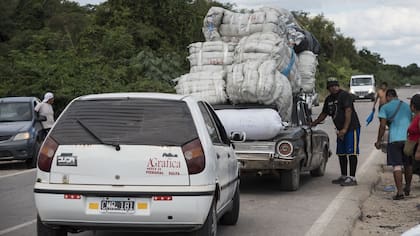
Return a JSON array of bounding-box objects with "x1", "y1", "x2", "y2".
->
[
  {"x1": 311, "y1": 77, "x2": 361, "y2": 186},
  {"x1": 35, "y1": 92, "x2": 55, "y2": 140},
  {"x1": 374, "y1": 89, "x2": 412, "y2": 200}
]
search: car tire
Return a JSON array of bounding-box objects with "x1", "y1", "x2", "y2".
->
[
  {"x1": 310, "y1": 149, "x2": 328, "y2": 177},
  {"x1": 26, "y1": 138, "x2": 41, "y2": 169},
  {"x1": 37, "y1": 215, "x2": 67, "y2": 236},
  {"x1": 280, "y1": 165, "x2": 300, "y2": 191},
  {"x1": 220, "y1": 183, "x2": 240, "y2": 225},
  {"x1": 192, "y1": 199, "x2": 217, "y2": 236}
]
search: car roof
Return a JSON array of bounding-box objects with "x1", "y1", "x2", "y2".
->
[
  {"x1": 0, "y1": 97, "x2": 39, "y2": 103},
  {"x1": 77, "y1": 92, "x2": 191, "y2": 101}
]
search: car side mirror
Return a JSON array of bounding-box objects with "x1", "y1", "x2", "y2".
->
[
  {"x1": 37, "y1": 115, "x2": 47, "y2": 122},
  {"x1": 230, "y1": 131, "x2": 246, "y2": 142}
]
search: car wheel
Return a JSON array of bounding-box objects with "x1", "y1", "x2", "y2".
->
[
  {"x1": 280, "y1": 165, "x2": 300, "y2": 191},
  {"x1": 310, "y1": 149, "x2": 328, "y2": 177},
  {"x1": 220, "y1": 183, "x2": 240, "y2": 225},
  {"x1": 37, "y1": 215, "x2": 67, "y2": 236},
  {"x1": 193, "y1": 199, "x2": 217, "y2": 236},
  {"x1": 26, "y1": 138, "x2": 41, "y2": 169}
]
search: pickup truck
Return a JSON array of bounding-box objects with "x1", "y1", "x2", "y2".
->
[{"x1": 214, "y1": 94, "x2": 331, "y2": 191}]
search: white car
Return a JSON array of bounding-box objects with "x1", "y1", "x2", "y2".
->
[{"x1": 34, "y1": 93, "x2": 240, "y2": 236}]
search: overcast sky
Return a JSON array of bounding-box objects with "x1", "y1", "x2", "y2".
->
[{"x1": 76, "y1": 0, "x2": 420, "y2": 67}]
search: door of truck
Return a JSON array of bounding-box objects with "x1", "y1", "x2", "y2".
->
[{"x1": 296, "y1": 100, "x2": 315, "y2": 168}]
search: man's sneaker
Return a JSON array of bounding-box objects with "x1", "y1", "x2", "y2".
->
[
  {"x1": 340, "y1": 177, "x2": 358, "y2": 186},
  {"x1": 331, "y1": 176, "x2": 347, "y2": 184}
]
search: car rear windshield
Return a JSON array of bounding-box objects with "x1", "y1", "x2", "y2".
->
[
  {"x1": 0, "y1": 102, "x2": 32, "y2": 122},
  {"x1": 50, "y1": 98, "x2": 198, "y2": 146}
]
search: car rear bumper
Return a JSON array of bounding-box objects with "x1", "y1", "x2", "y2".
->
[
  {"x1": 237, "y1": 153, "x2": 300, "y2": 171},
  {"x1": 0, "y1": 139, "x2": 35, "y2": 161},
  {"x1": 34, "y1": 183, "x2": 215, "y2": 231}
]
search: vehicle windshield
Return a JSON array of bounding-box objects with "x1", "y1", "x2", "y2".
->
[
  {"x1": 0, "y1": 102, "x2": 32, "y2": 122},
  {"x1": 351, "y1": 77, "x2": 373, "y2": 86},
  {"x1": 50, "y1": 98, "x2": 198, "y2": 146}
]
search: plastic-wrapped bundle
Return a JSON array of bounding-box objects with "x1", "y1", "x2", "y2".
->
[
  {"x1": 202, "y1": 7, "x2": 287, "y2": 43},
  {"x1": 202, "y1": 7, "x2": 224, "y2": 41},
  {"x1": 226, "y1": 60, "x2": 292, "y2": 120},
  {"x1": 187, "y1": 41, "x2": 235, "y2": 67},
  {"x1": 234, "y1": 32, "x2": 301, "y2": 93},
  {"x1": 298, "y1": 51, "x2": 318, "y2": 93},
  {"x1": 215, "y1": 108, "x2": 284, "y2": 140},
  {"x1": 174, "y1": 71, "x2": 227, "y2": 104}
]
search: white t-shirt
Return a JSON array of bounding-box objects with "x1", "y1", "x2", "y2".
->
[{"x1": 34, "y1": 102, "x2": 55, "y2": 129}]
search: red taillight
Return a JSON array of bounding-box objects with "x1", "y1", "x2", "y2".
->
[
  {"x1": 153, "y1": 196, "x2": 173, "y2": 201},
  {"x1": 38, "y1": 136, "x2": 59, "y2": 172},
  {"x1": 182, "y1": 138, "x2": 205, "y2": 174},
  {"x1": 277, "y1": 141, "x2": 293, "y2": 157},
  {"x1": 64, "y1": 194, "x2": 81, "y2": 199}
]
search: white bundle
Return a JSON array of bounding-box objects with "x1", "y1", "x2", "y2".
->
[
  {"x1": 187, "y1": 41, "x2": 235, "y2": 67},
  {"x1": 226, "y1": 60, "x2": 292, "y2": 120},
  {"x1": 188, "y1": 51, "x2": 234, "y2": 67},
  {"x1": 215, "y1": 108, "x2": 284, "y2": 140},
  {"x1": 202, "y1": 7, "x2": 224, "y2": 41},
  {"x1": 298, "y1": 51, "x2": 318, "y2": 92},
  {"x1": 174, "y1": 71, "x2": 227, "y2": 104},
  {"x1": 234, "y1": 32, "x2": 301, "y2": 93},
  {"x1": 188, "y1": 41, "x2": 236, "y2": 54},
  {"x1": 202, "y1": 7, "x2": 287, "y2": 43}
]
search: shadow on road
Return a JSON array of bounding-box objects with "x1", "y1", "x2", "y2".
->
[{"x1": 239, "y1": 173, "x2": 314, "y2": 194}]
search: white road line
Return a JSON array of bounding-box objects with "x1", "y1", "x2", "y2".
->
[
  {"x1": 304, "y1": 149, "x2": 380, "y2": 236},
  {"x1": 0, "y1": 219, "x2": 36, "y2": 235},
  {"x1": 0, "y1": 169, "x2": 36, "y2": 179}
]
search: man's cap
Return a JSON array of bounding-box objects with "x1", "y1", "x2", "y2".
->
[
  {"x1": 326, "y1": 77, "x2": 339, "y2": 89},
  {"x1": 43, "y1": 92, "x2": 54, "y2": 103}
]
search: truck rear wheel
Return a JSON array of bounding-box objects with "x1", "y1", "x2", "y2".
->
[{"x1": 280, "y1": 165, "x2": 300, "y2": 191}]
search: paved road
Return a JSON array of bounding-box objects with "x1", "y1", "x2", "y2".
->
[{"x1": 0, "y1": 87, "x2": 418, "y2": 236}]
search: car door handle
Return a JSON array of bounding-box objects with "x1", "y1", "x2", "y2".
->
[
  {"x1": 227, "y1": 153, "x2": 231, "y2": 158},
  {"x1": 217, "y1": 154, "x2": 220, "y2": 159}
]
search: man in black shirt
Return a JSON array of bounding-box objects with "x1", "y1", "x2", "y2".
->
[{"x1": 311, "y1": 77, "x2": 361, "y2": 186}]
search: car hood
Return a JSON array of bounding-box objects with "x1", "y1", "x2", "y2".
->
[
  {"x1": 351, "y1": 85, "x2": 374, "y2": 91},
  {"x1": 0, "y1": 121, "x2": 32, "y2": 135}
]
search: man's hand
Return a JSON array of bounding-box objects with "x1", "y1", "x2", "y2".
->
[
  {"x1": 337, "y1": 128, "x2": 347, "y2": 139},
  {"x1": 374, "y1": 141, "x2": 381, "y2": 150}
]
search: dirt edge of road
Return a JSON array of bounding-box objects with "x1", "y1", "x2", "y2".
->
[{"x1": 352, "y1": 164, "x2": 420, "y2": 236}]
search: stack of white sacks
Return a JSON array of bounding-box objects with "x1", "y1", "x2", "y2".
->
[{"x1": 174, "y1": 7, "x2": 318, "y2": 139}]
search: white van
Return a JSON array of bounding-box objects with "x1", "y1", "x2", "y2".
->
[
  {"x1": 349, "y1": 75, "x2": 376, "y2": 101},
  {"x1": 34, "y1": 93, "x2": 240, "y2": 236}
]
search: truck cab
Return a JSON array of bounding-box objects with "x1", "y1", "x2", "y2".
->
[{"x1": 349, "y1": 74, "x2": 376, "y2": 101}]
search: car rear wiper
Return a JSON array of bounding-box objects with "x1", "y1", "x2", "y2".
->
[{"x1": 76, "y1": 119, "x2": 121, "y2": 151}]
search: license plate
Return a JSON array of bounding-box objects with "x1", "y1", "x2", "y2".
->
[{"x1": 100, "y1": 198, "x2": 135, "y2": 213}]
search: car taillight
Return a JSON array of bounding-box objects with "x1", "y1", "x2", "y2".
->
[
  {"x1": 277, "y1": 141, "x2": 293, "y2": 157},
  {"x1": 38, "y1": 136, "x2": 59, "y2": 172},
  {"x1": 182, "y1": 138, "x2": 205, "y2": 174}
]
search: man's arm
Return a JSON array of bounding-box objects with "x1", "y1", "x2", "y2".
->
[
  {"x1": 374, "y1": 118, "x2": 387, "y2": 149},
  {"x1": 337, "y1": 107, "x2": 352, "y2": 138},
  {"x1": 311, "y1": 112, "x2": 327, "y2": 127}
]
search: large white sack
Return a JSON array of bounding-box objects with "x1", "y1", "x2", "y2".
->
[
  {"x1": 174, "y1": 71, "x2": 227, "y2": 104},
  {"x1": 215, "y1": 108, "x2": 284, "y2": 140},
  {"x1": 298, "y1": 50, "x2": 318, "y2": 92},
  {"x1": 234, "y1": 33, "x2": 300, "y2": 93},
  {"x1": 188, "y1": 41, "x2": 236, "y2": 54},
  {"x1": 202, "y1": 7, "x2": 225, "y2": 41},
  {"x1": 226, "y1": 60, "x2": 293, "y2": 121},
  {"x1": 203, "y1": 7, "x2": 287, "y2": 42},
  {"x1": 188, "y1": 51, "x2": 234, "y2": 66}
]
